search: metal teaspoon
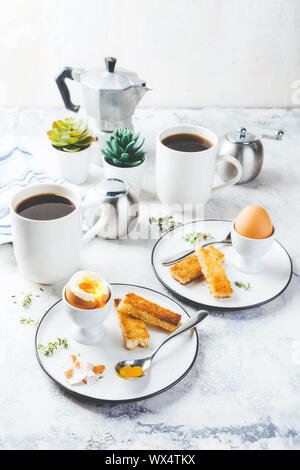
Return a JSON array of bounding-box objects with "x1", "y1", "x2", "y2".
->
[
  {"x1": 115, "y1": 310, "x2": 208, "y2": 379},
  {"x1": 160, "y1": 231, "x2": 232, "y2": 266}
]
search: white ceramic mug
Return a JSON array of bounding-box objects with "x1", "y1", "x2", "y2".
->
[
  {"x1": 11, "y1": 183, "x2": 107, "y2": 284},
  {"x1": 156, "y1": 125, "x2": 242, "y2": 206}
]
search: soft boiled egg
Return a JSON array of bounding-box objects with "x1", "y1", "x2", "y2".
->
[
  {"x1": 234, "y1": 205, "x2": 273, "y2": 239},
  {"x1": 65, "y1": 271, "x2": 110, "y2": 309}
]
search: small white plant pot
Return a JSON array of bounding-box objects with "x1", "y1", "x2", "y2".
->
[
  {"x1": 103, "y1": 156, "x2": 146, "y2": 196},
  {"x1": 52, "y1": 145, "x2": 91, "y2": 185}
]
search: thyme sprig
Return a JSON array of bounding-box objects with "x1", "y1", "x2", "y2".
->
[
  {"x1": 38, "y1": 338, "x2": 69, "y2": 356},
  {"x1": 234, "y1": 281, "x2": 252, "y2": 290},
  {"x1": 22, "y1": 294, "x2": 32, "y2": 308},
  {"x1": 183, "y1": 232, "x2": 213, "y2": 246},
  {"x1": 20, "y1": 317, "x2": 39, "y2": 326},
  {"x1": 149, "y1": 215, "x2": 182, "y2": 233}
]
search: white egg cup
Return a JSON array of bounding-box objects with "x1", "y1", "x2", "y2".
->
[
  {"x1": 62, "y1": 285, "x2": 113, "y2": 345},
  {"x1": 231, "y1": 222, "x2": 274, "y2": 274}
]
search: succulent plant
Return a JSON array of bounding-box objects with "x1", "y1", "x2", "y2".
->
[
  {"x1": 47, "y1": 117, "x2": 96, "y2": 152},
  {"x1": 102, "y1": 128, "x2": 146, "y2": 168}
]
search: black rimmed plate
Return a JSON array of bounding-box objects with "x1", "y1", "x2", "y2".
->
[
  {"x1": 151, "y1": 219, "x2": 293, "y2": 311},
  {"x1": 35, "y1": 283, "x2": 198, "y2": 404}
]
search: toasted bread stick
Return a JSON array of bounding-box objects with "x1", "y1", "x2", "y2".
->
[
  {"x1": 170, "y1": 246, "x2": 224, "y2": 285},
  {"x1": 115, "y1": 298, "x2": 149, "y2": 350},
  {"x1": 196, "y1": 246, "x2": 233, "y2": 298},
  {"x1": 170, "y1": 255, "x2": 203, "y2": 285},
  {"x1": 118, "y1": 293, "x2": 181, "y2": 332}
]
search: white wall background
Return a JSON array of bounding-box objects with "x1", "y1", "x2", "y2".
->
[{"x1": 0, "y1": 0, "x2": 299, "y2": 108}]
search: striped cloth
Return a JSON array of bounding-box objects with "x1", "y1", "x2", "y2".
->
[{"x1": 0, "y1": 145, "x2": 65, "y2": 245}]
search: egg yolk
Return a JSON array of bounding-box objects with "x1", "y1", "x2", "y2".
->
[
  {"x1": 65, "y1": 274, "x2": 110, "y2": 309},
  {"x1": 118, "y1": 365, "x2": 144, "y2": 379},
  {"x1": 79, "y1": 279, "x2": 100, "y2": 295}
]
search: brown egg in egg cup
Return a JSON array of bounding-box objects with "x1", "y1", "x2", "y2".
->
[{"x1": 231, "y1": 221, "x2": 274, "y2": 274}]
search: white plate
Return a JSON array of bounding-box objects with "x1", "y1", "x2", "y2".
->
[
  {"x1": 35, "y1": 284, "x2": 198, "y2": 403},
  {"x1": 152, "y1": 219, "x2": 292, "y2": 310}
]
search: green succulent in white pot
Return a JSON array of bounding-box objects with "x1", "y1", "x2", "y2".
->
[
  {"x1": 102, "y1": 128, "x2": 146, "y2": 195},
  {"x1": 47, "y1": 117, "x2": 96, "y2": 184}
]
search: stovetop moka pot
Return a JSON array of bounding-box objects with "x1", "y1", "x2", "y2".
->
[{"x1": 56, "y1": 57, "x2": 151, "y2": 133}]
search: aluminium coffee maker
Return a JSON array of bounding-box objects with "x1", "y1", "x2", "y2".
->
[{"x1": 56, "y1": 57, "x2": 151, "y2": 164}]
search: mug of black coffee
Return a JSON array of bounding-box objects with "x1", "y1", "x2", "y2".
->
[
  {"x1": 11, "y1": 183, "x2": 105, "y2": 284},
  {"x1": 156, "y1": 125, "x2": 242, "y2": 206}
]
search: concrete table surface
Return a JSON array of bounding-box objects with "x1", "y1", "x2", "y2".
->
[{"x1": 0, "y1": 107, "x2": 299, "y2": 450}]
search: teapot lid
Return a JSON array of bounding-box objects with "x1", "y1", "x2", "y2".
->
[
  {"x1": 96, "y1": 178, "x2": 129, "y2": 197},
  {"x1": 81, "y1": 57, "x2": 145, "y2": 91},
  {"x1": 226, "y1": 127, "x2": 259, "y2": 144}
]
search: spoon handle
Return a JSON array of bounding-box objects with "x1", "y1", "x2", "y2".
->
[
  {"x1": 161, "y1": 238, "x2": 231, "y2": 266},
  {"x1": 151, "y1": 310, "x2": 208, "y2": 359},
  {"x1": 161, "y1": 248, "x2": 195, "y2": 266}
]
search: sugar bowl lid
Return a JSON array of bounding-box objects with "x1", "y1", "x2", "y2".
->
[
  {"x1": 226, "y1": 127, "x2": 259, "y2": 144},
  {"x1": 96, "y1": 178, "x2": 130, "y2": 197}
]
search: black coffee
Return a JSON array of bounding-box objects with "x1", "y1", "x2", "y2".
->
[
  {"x1": 162, "y1": 133, "x2": 213, "y2": 152},
  {"x1": 16, "y1": 193, "x2": 75, "y2": 220}
]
